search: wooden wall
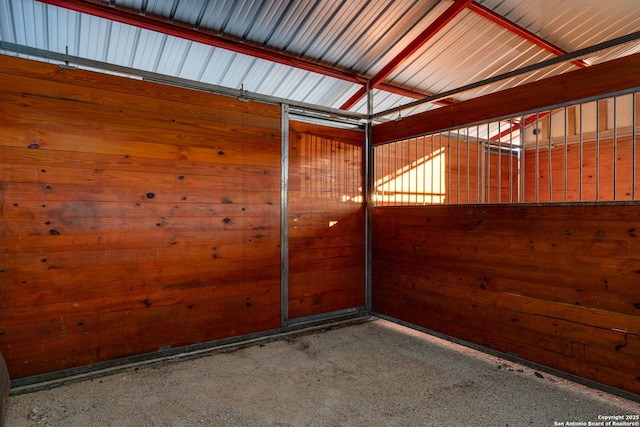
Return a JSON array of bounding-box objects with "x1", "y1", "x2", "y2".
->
[
  {"x1": 371, "y1": 52, "x2": 640, "y2": 396},
  {"x1": 0, "y1": 55, "x2": 283, "y2": 379},
  {"x1": 288, "y1": 122, "x2": 365, "y2": 319},
  {"x1": 372, "y1": 205, "x2": 640, "y2": 395}
]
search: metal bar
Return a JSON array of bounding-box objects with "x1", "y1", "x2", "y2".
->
[
  {"x1": 447, "y1": 131, "x2": 451, "y2": 204},
  {"x1": 457, "y1": 131, "x2": 461, "y2": 204},
  {"x1": 339, "y1": 0, "x2": 474, "y2": 110},
  {"x1": 372, "y1": 30, "x2": 640, "y2": 119},
  {"x1": 535, "y1": 112, "x2": 540, "y2": 203},
  {"x1": 486, "y1": 123, "x2": 491, "y2": 202},
  {"x1": 477, "y1": 125, "x2": 481, "y2": 203},
  {"x1": 510, "y1": 120, "x2": 515, "y2": 203},
  {"x1": 375, "y1": 146, "x2": 380, "y2": 206},
  {"x1": 394, "y1": 141, "x2": 399, "y2": 206},
  {"x1": 497, "y1": 121, "x2": 502, "y2": 203},
  {"x1": 388, "y1": 143, "x2": 392, "y2": 206},
  {"x1": 401, "y1": 140, "x2": 405, "y2": 205},
  {"x1": 286, "y1": 307, "x2": 368, "y2": 327},
  {"x1": 548, "y1": 111, "x2": 553, "y2": 202},
  {"x1": 596, "y1": 99, "x2": 600, "y2": 202},
  {"x1": 634, "y1": 92, "x2": 637, "y2": 200},
  {"x1": 520, "y1": 116, "x2": 525, "y2": 202},
  {"x1": 564, "y1": 107, "x2": 568, "y2": 202},
  {"x1": 423, "y1": 136, "x2": 427, "y2": 204},
  {"x1": 432, "y1": 134, "x2": 436, "y2": 205},
  {"x1": 579, "y1": 103, "x2": 584, "y2": 201},
  {"x1": 613, "y1": 96, "x2": 618, "y2": 201},
  {"x1": 280, "y1": 104, "x2": 290, "y2": 327},
  {"x1": 468, "y1": 1, "x2": 589, "y2": 69},
  {"x1": 364, "y1": 83, "x2": 373, "y2": 312},
  {"x1": 466, "y1": 129, "x2": 470, "y2": 204},
  {"x1": 481, "y1": 127, "x2": 486, "y2": 203},
  {"x1": 416, "y1": 137, "x2": 419, "y2": 204}
]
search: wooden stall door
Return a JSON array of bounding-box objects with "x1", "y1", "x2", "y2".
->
[{"x1": 287, "y1": 122, "x2": 366, "y2": 320}]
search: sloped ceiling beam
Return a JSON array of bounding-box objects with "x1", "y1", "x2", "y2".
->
[
  {"x1": 339, "y1": 0, "x2": 474, "y2": 111},
  {"x1": 36, "y1": 0, "x2": 433, "y2": 102},
  {"x1": 340, "y1": 0, "x2": 590, "y2": 112},
  {"x1": 467, "y1": 2, "x2": 589, "y2": 69},
  {"x1": 468, "y1": 1, "x2": 588, "y2": 141}
]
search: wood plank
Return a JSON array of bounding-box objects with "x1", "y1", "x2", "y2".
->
[
  {"x1": 0, "y1": 145, "x2": 281, "y2": 180},
  {"x1": 0, "y1": 182, "x2": 280, "y2": 204}
]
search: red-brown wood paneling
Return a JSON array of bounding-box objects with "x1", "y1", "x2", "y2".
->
[
  {"x1": 372, "y1": 205, "x2": 640, "y2": 395},
  {"x1": 288, "y1": 122, "x2": 365, "y2": 319},
  {"x1": 0, "y1": 55, "x2": 282, "y2": 379}
]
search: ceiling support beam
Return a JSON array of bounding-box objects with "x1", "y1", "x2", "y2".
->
[
  {"x1": 339, "y1": 0, "x2": 473, "y2": 111},
  {"x1": 467, "y1": 2, "x2": 589, "y2": 69},
  {"x1": 467, "y1": 1, "x2": 587, "y2": 141},
  {"x1": 36, "y1": 0, "x2": 437, "y2": 102}
]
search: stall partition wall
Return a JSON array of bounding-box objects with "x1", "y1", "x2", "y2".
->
[
  {"x1": 371, "y1": 53, "x2": 640, "y2": 396},
  {"x1": 0, "y1": 55, "x2": 366, "y2": 381}
]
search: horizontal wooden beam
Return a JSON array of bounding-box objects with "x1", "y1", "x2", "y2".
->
[{"x1": 373, "y1": 52, "x2": 640, "y2": 145}]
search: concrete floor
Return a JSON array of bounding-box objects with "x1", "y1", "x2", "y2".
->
[{"x1": 4, "y1": 317, "x2": 640, "y2": 426}]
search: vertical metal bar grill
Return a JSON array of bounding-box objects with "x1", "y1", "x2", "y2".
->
[{"x1": 371, "y1": 88, "x2": 639, "y2": 207}]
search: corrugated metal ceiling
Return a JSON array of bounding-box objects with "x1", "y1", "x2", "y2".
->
[{"x1": 1, "y1": 0, "x2": 640, "y2": 120}]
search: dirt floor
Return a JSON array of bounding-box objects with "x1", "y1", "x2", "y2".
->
[{"x1": 4, "y1": 317, "x2": 640, "y2": 426}]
